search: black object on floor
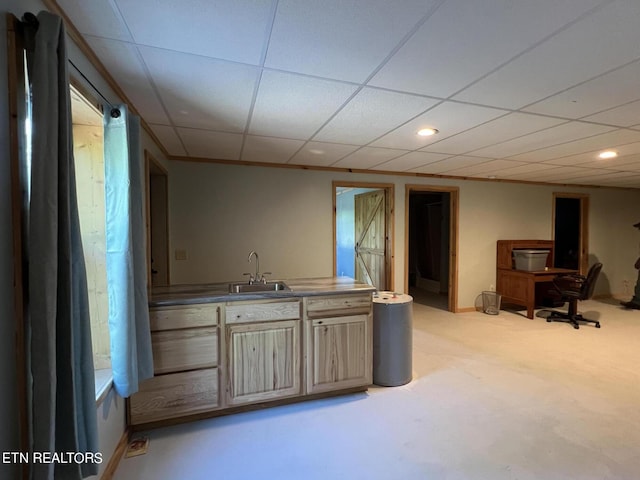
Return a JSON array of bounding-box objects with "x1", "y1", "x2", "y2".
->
[{"x1": 620, "y1": 301, "x2": 640, "y2": 310}]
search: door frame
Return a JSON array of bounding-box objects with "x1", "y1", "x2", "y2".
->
[
  {"x1": 405, "y1": 185, "x2": 459, "y2": 312},
  {"x1": 145, "y1": 150, "x2": 170, "y2": 291},
  {"x1": 552, "y1": 192, "x2": 589, "y2": 274},
  {"x1": 332, "y1": 181, "x2": 394, "y2": 291}
]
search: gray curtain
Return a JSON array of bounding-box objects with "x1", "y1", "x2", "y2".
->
[
  {"x1": 26, "y1": 11, "x2": 98, "y2": 480},
  {"x1": 104, "y1": 105, "x2": 154, "y2": 398}
]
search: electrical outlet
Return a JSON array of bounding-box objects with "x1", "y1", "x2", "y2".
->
[{"x1": 175, "y1": 249, "x2": 187, "y2": 261}]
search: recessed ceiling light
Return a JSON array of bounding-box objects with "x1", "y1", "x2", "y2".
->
[
  {"x1": 487, "y1": 175, "x2": 497, "y2": 179},
  {"x1": 417, "y1": 128, "x2": 439, "y2": 137},
  {"x1": 598, "y1": 150, "x2": 618, "y2": 159},
  {"x1": 308, "y1": 149, "x2": 324, "y2": 155}
]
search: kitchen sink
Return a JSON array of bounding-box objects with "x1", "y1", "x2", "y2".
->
[{"x1": 228, "y1": 281, "x2": 291, "y2": 294}]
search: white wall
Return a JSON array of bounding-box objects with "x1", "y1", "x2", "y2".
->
[{"x1": 169, "y1": 161, "x2": 640, "y2": 308}]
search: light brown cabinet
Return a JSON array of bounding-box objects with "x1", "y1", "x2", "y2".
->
[
  {"x1": 130, "y1": 291, "x2": 372, "y2": 428},
  {"x1": 305, "y1": 294, "x2": 372, "y2": 394},
  {"x1": 129, "y1": 303, "x2": 221, "y2": 426},
  {"x1": 225, "y1": 299, "x2": 301, "y2": 406}
]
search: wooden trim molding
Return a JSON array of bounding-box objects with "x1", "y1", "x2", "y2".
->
[
  {"x1": 99, "y1": 428, "x2": 130, "y2": 480},
  {"x1": 404, "y1": 185, "x2": 460, "y2": 312}
]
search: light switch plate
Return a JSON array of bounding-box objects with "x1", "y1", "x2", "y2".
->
[{"x1": 175, "y1": 249, "x2": 187, "y2": 261}]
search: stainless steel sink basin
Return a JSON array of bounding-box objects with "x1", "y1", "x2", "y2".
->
[{"x1": 228, "y1": 281, "x2": 291, "y2": 294}]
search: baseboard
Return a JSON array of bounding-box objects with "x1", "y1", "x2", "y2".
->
[
  {"x1": 456, "y1": 306, "x2": 478, "y2": 313},
  {"x1": 100, "y1": 428, "x2": 130, "y2": 480}
]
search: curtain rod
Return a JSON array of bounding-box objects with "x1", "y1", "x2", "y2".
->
[
  {"x1": 68, "y1": 60, "x2": 121, "y2": 118},
  {"x1": 21, "y1": 11, "x2": 121, "y2": 119}
]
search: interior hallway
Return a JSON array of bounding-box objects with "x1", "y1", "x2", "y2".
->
[{"x1": 114, "y1": 298, "x2": 640, "y2": 480}]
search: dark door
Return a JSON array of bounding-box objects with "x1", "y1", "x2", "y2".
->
[{"x1": 554, "y1": 197, "x2": 581, "y2": 270}]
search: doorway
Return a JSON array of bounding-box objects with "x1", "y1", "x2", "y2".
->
[
  {"x1": 146, "y1": 152, "x2": 169, "y2": 288},
  {"x1": 405, "y1": 185, "x2": 459, "y2": 312},
  {"x1": 333, "y1": 182, "x2": 393, "y2": 291},
  {"x1": 553, "y1": 193, "x2": 589, "y2": 274}
]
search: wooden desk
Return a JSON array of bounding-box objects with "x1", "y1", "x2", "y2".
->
[
  {"x1": 497, "y1": 267, "x2": 578, "y2": 319},
  {"x1": 496, "y1": 240, "x2": 579, "y2": 319}
]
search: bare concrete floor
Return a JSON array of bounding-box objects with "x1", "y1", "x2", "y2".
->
[{"x1": 115, "y1": 298, "x2": 640, "y2": 480}]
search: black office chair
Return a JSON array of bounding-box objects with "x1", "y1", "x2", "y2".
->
[{"x1": 546, "y1": 262, "x2": 603, "y2": 329}]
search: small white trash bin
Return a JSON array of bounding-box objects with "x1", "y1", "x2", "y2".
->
[{"x1": 372, "y1": 292, "x2": 413, "y2": 387}]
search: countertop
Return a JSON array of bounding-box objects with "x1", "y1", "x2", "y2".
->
[{"x1": 149, "y1": 276, "x2": 376, "y2": 307}]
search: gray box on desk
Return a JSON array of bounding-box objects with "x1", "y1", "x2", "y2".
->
[{"x1": 513, "y1": 249, "x2": 550, "y2": 271}]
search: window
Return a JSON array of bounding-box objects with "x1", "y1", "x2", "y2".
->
[{"x1": 70, "y1": 85, "x2": 111, "y2": 386}]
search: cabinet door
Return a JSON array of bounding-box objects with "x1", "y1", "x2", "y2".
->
[
  {"x1": 227, "y1": 320, "x2": 301, "y2": 406},
  {"x1": 307, "y1": 314, "x2": 372, "y2": 394}
]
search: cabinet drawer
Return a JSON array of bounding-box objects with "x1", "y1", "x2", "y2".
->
[
  {"x1": 226, "y1": 300, "x2": 301, "y2": 324},
  {"x1": 151, "y1": 327, "x2": 218, "y2": 374},
  {"x1": 129, "y1": 368, "x2": 219, "y2": 425},
  {"x1": 150, "y1": 304, "x2": 219, "y2": 331},
  {"x1": 305, "y1": 294, "x2": 371, "y2": 319}
]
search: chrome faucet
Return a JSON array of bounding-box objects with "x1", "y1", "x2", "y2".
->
[
  {"x1": 247, "y1": 250, "x2": 259, "y2": 283},
  {"x1": 246, "y1": 250, "x2": 271, "y2": 284}
]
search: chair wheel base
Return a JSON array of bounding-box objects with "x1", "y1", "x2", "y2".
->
[{"x1": 546, "y1": 311, "x2": 600, "y2": 330}]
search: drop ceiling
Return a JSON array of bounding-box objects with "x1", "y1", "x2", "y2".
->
[{"x1": 55, "y1": 0, "x2": 640, "y2": 188}]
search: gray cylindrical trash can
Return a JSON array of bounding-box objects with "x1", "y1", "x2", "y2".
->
[{"x1": 373, "y1": 291, "x2": 413, "y2": 387}]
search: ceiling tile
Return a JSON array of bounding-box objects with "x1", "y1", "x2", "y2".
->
[
  {"x1": 441, "y1": 159, "x2": 526, "y2": 177},
  {"x1": 177, "y1": 128, "x2": 243, "y2": 160},
  {"x1": 289, "y1": 142, "x2": 360, "y2": 166},
  {"x1": 564, "y1": 170, "x2": 636, "y2": 181},
  {"x1": 454, "y1": 1, "x2": 640, "y2": 108},
  {"x1": 265, "y1": 0, "x2": 439, "y2": 82},
  {"x1": 85, "y1": 37, "x2": 169, "y2": 125},
  {"x1": 494, "y1": 162, "x2": 563, "y2": 178},
  {"x1": 114, "y1": 0, "x2": 275, "y2": 64},
  {"x1": 505, "y1": 165, "x2": 593, "y2": 181},
  {"x1": 470, "y1": 122, "x2": 614, "y2": 159},
  {"x1": 523, "y1": 60, "x2": 640, "y2": 119},
  {"x1": 409, "y1": 156, "x2": 501, "y2": 174},
  {"x1": 249, "y1": 71, "x2": 358, "y2": 139},
  {"x1": 372, "y1": 151, "x2": 451, "y2": 172},
  {"x1": 547, "y1": 150, "x2": 640, "y2": 169},
  {"x1": 333, "y1": 147, "x2": 408, "y2": 169},
  {"x1": 582, "y1": 100, "x2": 640, "y2": 127},
  {"x1": 148, "y1": 124, "x2": 186, "y2": 156},
  {"x1": 494, "y1": 163, "x2": 558, "y2": 181},
  {"x1": 369, "y1": 0, "x2": 607, "y2": 97},
  {"x1": 422, "y1": 112, "x2": 566, "y2": 155},
  {"x1": 241, "y1": 136, "x2": 305, "y2": 163},
  {"x1": 372, "y1": 101, "x2": 507, "y2": 150},
  {"x1": 57, "y1": 0, "x2": 134, "y2": 41},
  {"x1": 139, "y1": 46, "x2": 259, "y2": 132},
  {"x1": 512, "y1": 129, "x2": 640, "y2": 162},
  {"x1": 314, "y1": 88, "x2": 438, "y2": 145}
]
